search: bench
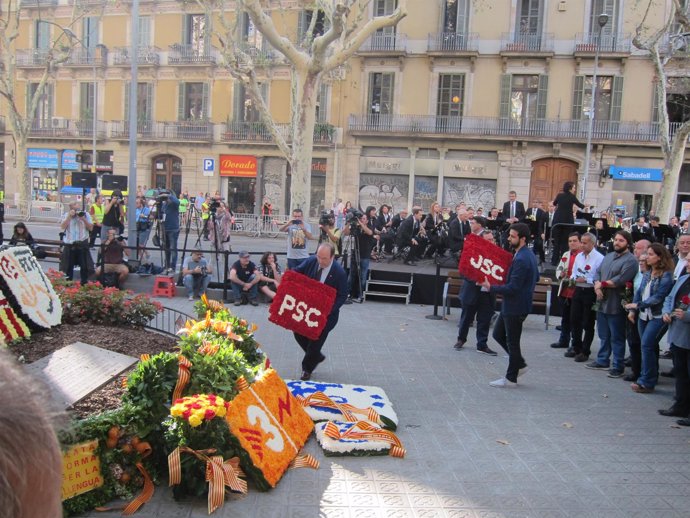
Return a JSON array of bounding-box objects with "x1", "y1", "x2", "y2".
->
[
  {"x1": 442, "y1": 270, "x2": 463, "y2": 316},
  {"x1": 35, "y1": 239, "x2": 64, "y2": 260}
]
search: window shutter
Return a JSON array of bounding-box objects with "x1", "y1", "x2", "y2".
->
[
  {"x1": 138, "y1": 16, "x2": 151, "y2": 47},
  {"x1": 124, "y1": 81, "x2": 130, "y2": 121},
  {"x1": 204, "y1": 13, "x2": 211, "y2": 49},
  {"x1": 610, "y1": 76, "x2": 623, "y2": 121},
  {"x1": 297, "y1": 11, "x2": 306, "y2": 42},
  {"x1": 80, "y1": 83, "x2": 89, "y2": 119},
  {"x1": 145, "y1": 83, "x2": 153, "y2": 120},
  {"x1": 317, "y1": 83, "x2": 329, "y2": 122},
  {"x1": 499, "y1": 74, "x2": 512, "y2": 119},
  {"x1": 181, "y1": 15, "x2": 188, "y2": 45},
  {"x1": 202, "y1": 83, "x2": 210, "y2": 118},
  {"x1": 571, "y1": 75, "x2": 585, "y2": 120},
  {"x1": 232, "y1": 83, "x2": 243, "y2": 122},
  {"x1": 651, "y1": 81, "x2": 659, "y2": 122},
  {"x1": 536, "y1": 74, "x2": 548, "y2": 119},
  {"x1": 25, "y1": 83, "x2": 32, "y2": 118},
  {"x1": 177, "y1": 83, "x2": 186, "y2": 120},
  {"x1": 260, "y1": 83, "x2": 269, "y2": 103},
  {"x1": 46, "y1": 84, "x2": 54, "y2": 120}
]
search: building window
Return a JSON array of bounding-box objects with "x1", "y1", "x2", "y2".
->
[
  {"x1": 27, "y1": 83, "x2": 53, "y2": 123},
  {"x1": 368, "y1": 72, "x2": 395, "y2": 116},
  {"x1": 80, "y1": 82, "x2": 96, "y2": 121},
  {"x1": 184, "y1": 14, "x2": 208, "y2": 55},
  {"x1": 316, "y1": 84, "x2": 329, "y2": 122},
  {"x1": 233, "y1": 83, "x2": 268, "y2": 123},
  {"x1": 500, "y1": 74, "x2": 548, "y2": 124},
  {"x1": 589, "y1": 0, "x2": 619, "y2": 37},
  {"x1": 298, "y1": 10, "x2": 327, "y2": 43},
  {"x1": 35, "y1": 20, "x2": 50, "y2": 49},
  {"x1": 666, "y1": 77, "x2": 690, "y2": 124},
  {"x1": 373, "y1": 0, "x2": 397, "y2": 48},
  {"x1": 516, "y1": 0, "x2": 543, "y2": 35},
  {"x1": 437, "y1": 74, "x2": 464, "y2": 117},
  {"x1": 125, "y1": 82, "x2": 153, "y2": 123},
  {"x1": 571, "y1": 75, "x2": 623, "y2": 124},
  {"x1": 443, "y1": 0, "x2": 469, "y2": 33},
  {"x1": 178, "y1": 83, "x2": 208, "y2": 120},
  {"x1": 138, "y1": 15, "x2": 151, "y2": 46}
]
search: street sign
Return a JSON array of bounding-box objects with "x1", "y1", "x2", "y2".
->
[{"x1": 202, "y1": 158, "x2": 214, "y2": 177}]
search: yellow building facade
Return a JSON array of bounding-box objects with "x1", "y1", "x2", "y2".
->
[{"x1": 3, "y1": 0, "x2": 689, "y2": 219}]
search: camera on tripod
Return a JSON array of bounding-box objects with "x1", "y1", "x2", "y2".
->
[
  {"x1": 319, "y1": 210, "x2": 334, "y2": 227},
  {"x1": 345, "y1": 208, "x2": 363, "y2": 231},
  {"x1": 209, "y1": 199, "x2": 221, "y2": 215}
]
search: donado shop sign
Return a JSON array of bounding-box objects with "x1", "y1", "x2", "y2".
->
[
  {"x1": 219, "y1": 155, "x2": 257, "y2": 177},
  {"x1": 609, "y1": 166, "x2": 663, "y2": 182}
]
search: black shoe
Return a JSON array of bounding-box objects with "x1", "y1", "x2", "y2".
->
[
  {"x1": 624, "y1": 357, "x2": 632, "y2": 367},
  {"x1": 300, "y1": 370, "x2": 312, "y2": 381},
  {"x1": 344, "y1": 297, "x2": 353, "y2": 305},
  {"x1": 623, "y1": 374, "x2": 638, "y2": 382},
  {"x1": 249, "y1": 299, "x2": 259, "y2": 306},
  {"x1": 564, "y1": 349, "x2": 576, "y2": 358},
  {"x1": 607, "y1": 369, "x2": 624, "y2": 378},
  {"x1": 454, "y1": 339, "x2": 465, "y2": 350},
  {"x1": 573, "y1": 353, "x2": 589, "y2": 363},
  {"x1": 555, "y1": 325, "x2": 562, "y2": 331},
  {"x1": 234, "y1": 300, "x2": 242, "y2": 306},
  {"x1": 477, "y1": 347, "x2": 498, "y2": 356},
  {"x1": 659, "y1": 407, "x2": 688, "y2": 418},
  {"x1": 550, "y1": 342, "x2": 568, "y2": 349},
  {"x1": 676, "y1": 417, "x2": 690, "y2": 427},
  {"x1": 661, "y1": 350, "x2": 673, "y2": 359},
  {"x1": 660, "y1": 370, "x2": 675, "y2": 378}
]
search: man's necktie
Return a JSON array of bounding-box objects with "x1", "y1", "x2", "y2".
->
[
  {"x1": 315, "y1": 268, "x2": 323, "y2": 282},
  {"x1": 510, "y1": 202, "x2": 515, "y2": 219},
  {"x1": 549, "y1": 212, "x2": 553, "y2": 227}
]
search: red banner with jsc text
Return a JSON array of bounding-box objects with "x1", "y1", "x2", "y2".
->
[
  {"x1": 458, "y1": 233, "x2": 513, "y2": 286},
  {"x1": 268, "y1": 270, "x2": 336, "y2": 340}
]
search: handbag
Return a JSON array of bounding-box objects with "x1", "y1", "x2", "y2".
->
[{"x1": 152, "y1": 234, "x2": 161, "y2": 248}]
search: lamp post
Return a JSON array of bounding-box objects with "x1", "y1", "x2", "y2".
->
[{"x1": 580, "y1": 13, "x2": 609, "y2": 203}]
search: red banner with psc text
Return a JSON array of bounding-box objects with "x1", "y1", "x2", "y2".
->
[
  {"x1": 458, "y1": 233, "x2": 513, "y2": 286},
  {"x1": 268, "y1": 270, "x2": 336, "y2": 340}
]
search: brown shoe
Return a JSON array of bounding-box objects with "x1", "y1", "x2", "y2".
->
[
  {"x1": 300, "y1": 370, "x2": 311, "y2": 381},
  {"x1": 631, "y1": 383, "x2": 654, "y2": 394},
  {"x1": 454, "y1": 339, "x2": 465, "y2": 350}
]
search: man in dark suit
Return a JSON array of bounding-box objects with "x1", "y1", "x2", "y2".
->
[
  {"x1": 631, "y1": 217, "x2": 652, "y2": 241},
  {"x1": 293, "y1": 242, "x2": 348, "y2": 380},
  {"x1": 526, "y1": 200, "x2": 546, "y2": 265},
  {"x1": 396, "y1": 207, "x2": 426, "y2": 265},
  {"x1": 448, "y1": 207, "x2": 471, "y2": 255},
  {"x1": 501, "y1": 191, "x2": 526, "y2": 225},
  {"x1": 480, "y1": 222, "x2": 539, "y2": 387}
]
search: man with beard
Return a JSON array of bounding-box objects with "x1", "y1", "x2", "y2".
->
[
  {"x1": 587, "y1": 231, "x2": 638, "y2": 377},
  {"x1": 480, "y1": 223, "x2": 539, "y2": 387}
]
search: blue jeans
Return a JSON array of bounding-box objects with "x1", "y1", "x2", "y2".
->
[
  {"x1": 183, "y1": 274, "x2": 210, "y2": 297},
  {"x1": 231, "y1": 274, "x2": 258, "y2": 301},
  {"x1": 287, "y1": 257, "x2": 307, "y2": 270},
  {"x1": 596, "y1": 312, "x2": 627, "y2": 370},
  {"x1": 348, "y1": 257, "x2": 370, "y2": 298},
  {"x1": 165, "y1": 229, "x2": 179, "y2": 269},
  {"x1": 637, "y1": 317, "x2": 664, "y2": 388}
]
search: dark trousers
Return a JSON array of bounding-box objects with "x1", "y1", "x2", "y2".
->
[
  {"x1": 89, "y1": 224, "x2": 101, "y2": 247},
  {"x1": 551, "y1": 226, "x2": 566, "y2": 266},
  {"x1": 492, "y1": 313, "x2": 527, "y2": 383},
  {"x1": 294, "y1": 316, "x2": 339, "y2": 373},
  {"x1": 458, "y1": 292, "x2": 493, "y2": 349},
  {"x1": 626, "y1": 315, "x2": 642, "y2": 378},
  {"x1": 66, "y1": 244, "x2": 89, "y2": 284},
  {"x1": 671, "y1": 345, "x2": 690, "y2": 415},
  {"x1": 570, "y1": 287, "x2": 596, "y2": 356},
  {"x1": 557, "y1": 297, "x2": 573, "y2": 347},
  {"x1": 532, "y1": 234, "x2": 545, "y2": 263}
]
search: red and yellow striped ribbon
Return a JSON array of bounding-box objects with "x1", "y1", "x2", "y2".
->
[
  {"x1": 323, "y1": 421, "x2": 406, "y2": 458},
  {"x1": 297, "y1": 391, "x2": 383, "y2": 426},
  {"x1": 236, "y1": 376, "x2": 249, "y2": 392},
  {"x1": 140, "y1": 354, "x2": 151, "y2": 362},
  {"x1": 288, "y1": 453, "x2": 320, "y2": 470},
  {"x1": 121, "y1": 463, "x2": 155, "y2": 515},
  {"x1": 168, "y1": 446, "x2": 247, "y2": 514},
  {"x1": 171, "y1": 355, "x2": 193, "y2": 402}
]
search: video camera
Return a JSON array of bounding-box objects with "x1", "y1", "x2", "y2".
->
[
  {"x1": 319, "y1": 210, "x2": 334, "y2": 227},
  {"x1": 345, "y1": 207, "x2": 363, "y2": 223},
  {"x1": 209, "y1": 198, "x2": 222, "y2": 215}
]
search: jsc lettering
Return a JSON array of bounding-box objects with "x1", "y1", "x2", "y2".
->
[
  {"x1": 277, "y1": 294, "x2": 322, "y2": 328},
  {"x1": 469, "y1": 254, "x2": 505, "y2": 282}
]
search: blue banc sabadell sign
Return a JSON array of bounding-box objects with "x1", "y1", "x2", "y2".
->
[
  {"x1": 610, "y1": 166, "x2": 663, "y2": 182},
  {"x1": 27, "y1": 148, "x2": 79, "y2": 170}
]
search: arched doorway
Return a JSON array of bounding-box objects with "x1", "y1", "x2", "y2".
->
[
  {"x1": 151, "y1": 155, "x2": 182, "y2": 194},
  {"x1": 529, "y1": 158, "x2": 578, "y2": 205}
]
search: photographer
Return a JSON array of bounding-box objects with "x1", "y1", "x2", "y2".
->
[
  {"x1": 101, "y1": 189, "x2": 125, "y2": 240},
  {"x1": 182, "y1": 249, "x2": 212, "y2": 301},
  {"x1": 229, "y1": 251, "x2": 260, "y2": 306},
  {"x1": 343, "y1": 207, "x2": 376, "y2": 303},
  {"x1": 279, "y1": 208, "x2": 314, "y2": 269},
  {"x1": 318, "y1": 211, "x2": 342, "y2": 257},
  {"x1": 60, "y1": 202, "x2": 94, "y2": 283},
  {"x1": 135, "y1": 197, "x2": 152, "y2": 262},
  {"x1": 95, "y1": 228, "x2": 130, "y2": 286},
  {"x1": 209, "y1": 201, "x2": 233, "y2": 253}
]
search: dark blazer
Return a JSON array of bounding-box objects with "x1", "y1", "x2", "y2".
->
[
  {"x1": 294, "y1": 255, "x2": 348, "y2": 329},
  {"x1": 552, "y1": 191, "x2": 585, "y2": 225},
  {"x1": 491, "y1": 246, "x2": 539, "y2": 316},
  {"x1": 396, "y1": 215, "x2": 418, "y2": 246},
  {"x1": 448, "y1": 218, "x2": 470, "y2": 252},
  {"x1": 526, "y1": 207, "x2": 546, "y2": 234},
  {"x1": 502, "y1": 200, "x2": 526, "y2": 222}
]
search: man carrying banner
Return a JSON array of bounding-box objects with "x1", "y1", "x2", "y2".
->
[
  {"x1": 293, "y1": 242, "x2": 348, "y2": 381},
  {"x1": 480, "y1": 223, "x2": 539, "y2": 387}
]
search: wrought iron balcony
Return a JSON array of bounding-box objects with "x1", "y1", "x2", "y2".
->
[
  {"x1": 574, "y1": 33, "x2": 631, "y2": 54},
  {"x1": 28, "y1": 118, "x2": 106, "y2": 139},
  {"x1": 66, "y1": 46, "x2": 107, "y2": 67},
  {"x1": 659, "y1": 32, "x2": 690, "y2": 56},
  {"x1": 110, "y1": 120, "x2": 213, "y2": 142},
  {"x1": 112, "y1": 46, "x2": 161, "y2": 66},
  {"x1": 348, "y1": 114, "x2": 676, "y2": 144},
  {"x1": 500, "y1": 32, "x2": 554, "y2": 54},
  {"x1": 19, "y1": 0, "x2": 57, "y2": 7},
  {"x1": 15, "y1": 48, "x2": 52, "y2": 67},
  {"x1": 168, "y1": 44, "x2": 216, "y2": 65},
  {"x1": 358, "y1": 32, "x2": 406, "y2": 53},
  {"x1": 221, "y1": 121, "x2": 336, "y2": 145},
  {"x1": 236, "y1": 43, "x2": 278, "y2": 66},
  {"x1": 427, "y1": 32, "x2": 479, "y2": 53}
]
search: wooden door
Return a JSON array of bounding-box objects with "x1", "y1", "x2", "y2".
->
[{"x1": 529, "y1": 158, "x2": 578, "y2": 205}]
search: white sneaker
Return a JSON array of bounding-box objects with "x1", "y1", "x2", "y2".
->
[
  {"x1": 489, "y1": 377, "x2": 517, "y2": 388},
  {"x1": 518, "y1": 366, "x2": 529, "y2": 378},
  {"x1": 188, "y1": 295, "x2": 194, "y2": 301}
]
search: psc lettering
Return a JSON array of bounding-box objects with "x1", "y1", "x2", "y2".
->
[
  {"x1": 469, "y1": 255, "x2": 505, "y2": 281},
  {"x1": 277, "y1": 295, "x2": 322, "y2": 328}
]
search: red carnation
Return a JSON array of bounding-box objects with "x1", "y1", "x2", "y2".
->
[
  {"x1": 683, "y1": 295, "x2": 690, "y2": 306},
  {"x1": 561, "y1": 257, "x2": 567, "y2": 262},
  {"x1": 182, "y1": 409, "x2": 191, "y2": 419},
  {"x1": 626, "y1": 282, "x2": 633, "y2": 289},
  {"x1": 204, "y1": 409, "x2": 216, "y2": 420},
  {"x1": 584, "y1": 265, "x2": 591, "y2": 271},
  {"x1": 191, "y1": 403, "x2": 202, "y2": 409}
]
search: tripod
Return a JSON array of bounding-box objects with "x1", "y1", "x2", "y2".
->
[
  {"x1": 176, "y1": 204, "x2": 218, "y2": 286},
  {"x1": 341, "y1": 224, "x2": 362, "y2": 300}
]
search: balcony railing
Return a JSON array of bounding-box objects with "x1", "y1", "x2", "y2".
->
[
  {"x1": 221, "y1": 121, "x2": 336, "y2": 144},
  {"x1": 358, "y1": 32, "x2": 406, "y2": 53},
  {"x1": 110, "y1": 120, "x2": 213, "y2": 142},
  {"x1": 15, "y1": 48, "x2": 52, "y2": 67},
  {"x1": 575, "y1": 33, "x2": 631, "y2": 54},
  {"x1": 20, "y1": 0, "x2": 57, "y2": 7},
  {"x1": 659, "y1": 33, "x2": 690, "y2": 56},
  {"x1": 168, "y1": 44, "x2": 216, "y2": 65},
  {"x1": 237, "y1": 43, "x2": 278, "y2": 66},
  {"x1": 112, "y1": 46, "x2": 161, "y2": 66},
  {"x1": 348, "y1": 114, "x2": 681, "y2": 143},
  {"x1": 66, "y1": 46, "x2": 107, "y2": 67},
  {"x1": 501, "y1": 32, "x2": 554, "y2": 53},
  {"x1": 28, "y1": 119, "x2": 106, "y2": 139},
  {"x1": 427, "y1": 32, "x2": 479, "y2": 53}
]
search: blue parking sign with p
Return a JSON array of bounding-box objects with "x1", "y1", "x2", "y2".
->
[{"x1": 203, "y1": 158, "x2": 214, "y2": 172}]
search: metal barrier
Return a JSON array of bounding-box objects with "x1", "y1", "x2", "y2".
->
[
  {"x1": 145, "y1": 305, "x2": 194, "y2": 337},
  {"x1": 4, "y1": 201, "x2": 65, "y2": 222}
]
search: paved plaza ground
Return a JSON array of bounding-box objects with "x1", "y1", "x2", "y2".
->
[{"x1": 77, "y1": 289, "x2": 689, "y2": 518}]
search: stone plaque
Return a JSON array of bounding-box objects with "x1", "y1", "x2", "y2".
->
[{"x1": 25, "y1": 342, "x2": 136, "y2": 409}]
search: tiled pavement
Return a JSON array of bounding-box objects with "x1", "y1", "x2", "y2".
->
[{"x1": 82, "y1": 293, "x2": 690, "y2": 518}]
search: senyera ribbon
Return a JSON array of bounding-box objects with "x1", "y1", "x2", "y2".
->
[
  {"x1": 172, "y1": 355, "x2": 193, "y2": 402},
  {"x1": 296, "y1": 391, "x2": 384, "y2": 426},
  {"x1": 95, "y1": 441, "x2": 154, "y2": 515},
  {"x1": 168, "y1": 446, "x2": 247, "y2": 514},
  {"x1": 323, "y1": 421, "x2": 406, "y2": 458}
]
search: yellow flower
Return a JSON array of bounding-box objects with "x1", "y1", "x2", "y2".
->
[
  {"x1": 189, "y1": 414, "x2": 203, "y2": 427},
  {"x1": 216, "y1": 406, "x2": 227, "y2": 418},
  {"x1": 171, "y1": 406, "x2": 184, "y2": 417}
]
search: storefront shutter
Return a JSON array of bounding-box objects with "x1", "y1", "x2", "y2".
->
[
  {"x1": 536, "y1": 74, "x2": 548, "y2": 119},
  {"x1": 610, "y1": 76, "x2": 623, "y2": 121},
  {"x1": 499, "y1": 74, "x2": 511, "y2": 120},
  {"x1": 571, "y1": 75, "x2": 585, "y2": 120}
]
